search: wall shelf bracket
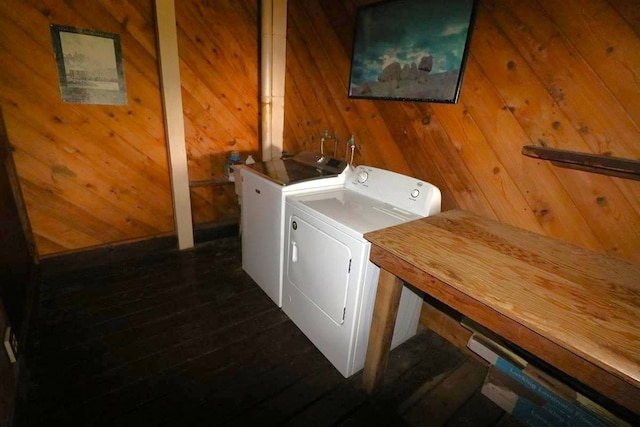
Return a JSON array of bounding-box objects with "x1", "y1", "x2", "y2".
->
[{"x1": 522, "y1": 145, "x2": 640, "y2": 181}]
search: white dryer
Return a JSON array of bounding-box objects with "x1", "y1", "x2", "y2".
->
[
  {"x1": 241, "y1": 152, "x2": 350, "y2": 307},
  {"x1": 282, "y1": 166, "x2": 441, "y2": 377}
]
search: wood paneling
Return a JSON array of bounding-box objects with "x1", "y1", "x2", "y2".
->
[
  {"x1": 0, "y1": 0, "x2": 259, "y2": 255},
  {"x1": 2, "y1": 0, "x2": 637, "y2": 261},
  {"x1": 286, "y1": 0, "x2": 411, "y2": 171},
  {"x1": 0, "y1": 0, "x2": 174, "y2": 256},
  {"x1": 283, "y1": 0, "x2": 640, "y2": 263},
  {"x1": 175, "y1": 0, "x2": 259, "y2": 225}
]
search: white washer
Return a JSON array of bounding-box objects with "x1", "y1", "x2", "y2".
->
[
  {"x1": 241, "y1": 152, "x2": 351, "y2": 307},
  {"x1": 282, "y1": 166, "x2": 441, "y2": 377}
]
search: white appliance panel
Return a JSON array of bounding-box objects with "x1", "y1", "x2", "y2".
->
[
  {"x1": 283, "y1": 203, "x2": 368, "y2": 376},
  {"x1": 241, "y1": 170, "x2": 283, "y2": 306},
  {"x1": 289, "y1": 189, "x2": 421, "y2": 239},
  {"x1": 283, "y1": 198, "x2": 424, "y2": 377},
  {"x1": 241, "y1": 166, "x2": 349, "y2": 307},
  {"x1": 287, "y1": 214, "x2": 351, "y2": 325},
  {"x1": 346, "y1": 165, "x2": 441, "y2": 217},
  {"x1": 281, "y1": 165, "x2": 441, "y2": 378}
]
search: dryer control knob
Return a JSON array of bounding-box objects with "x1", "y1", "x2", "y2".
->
[
  {"x1": 411, "y1": 189, "x2": 420, "y2": 198},
  {"x1": 357, "y1": 171, "x2": 369, "y2": 183}
]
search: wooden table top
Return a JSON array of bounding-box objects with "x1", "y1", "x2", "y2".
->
[{"x1": 364, "y1": 210, "x2": 640, "y2": 390}]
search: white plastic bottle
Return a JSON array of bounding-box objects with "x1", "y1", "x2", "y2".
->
[{"x1": 225, "y1": 150, "x2": 242, "y2": 182}]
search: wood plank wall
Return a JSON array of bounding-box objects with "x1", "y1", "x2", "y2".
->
[
  {"x1": 0, "y1": 0, "x2": 259, "y2": 256},
  {"x1": 175, "y1": 0, "x2": 259, "y2": 225},
  {"x1": 283, "y1": 0, "x2": 640, "y2": 264},
  {"x1": 0, "y1": 0, "x2": 173, "y2": 256},
  {"x1": 2, "y1": 0, "x2": 638, "y2": 261}
]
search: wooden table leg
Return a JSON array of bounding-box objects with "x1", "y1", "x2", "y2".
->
[{"x1": 362, "y1": 268, "x2": 404, "y2": 394}]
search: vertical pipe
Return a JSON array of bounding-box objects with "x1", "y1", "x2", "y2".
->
[
  {"x1": 261, "y1": 0, "x2": 287, "y2": 161},
  {"x1": 271, "y1": 0, "x2": 287, "y2": 160},
  {"x1": 261, "y1": 0, "x2": 273, "y2": 161}
]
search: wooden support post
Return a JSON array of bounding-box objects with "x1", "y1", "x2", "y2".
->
[
  {"x1": 155, "y1": 0, "x2": 194, "y2": 250},
  {"x1": 362, "y1": 268, "x2": 404, "y2": 394}
]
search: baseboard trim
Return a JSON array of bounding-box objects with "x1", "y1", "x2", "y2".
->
[
  {"x1": 39, "y1": 235, "x2": 178, "y2": 275},
  {"x1": 39, "y1": 219, "x2": 240, "y2": 275}
]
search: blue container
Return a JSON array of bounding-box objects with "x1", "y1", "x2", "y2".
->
[{"x1": 225, "y1": 150, "x2": 242, "y2": 181}]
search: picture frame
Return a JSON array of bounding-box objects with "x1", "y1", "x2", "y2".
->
[
  {"x1": 50, "y1": 24, "x2": 127, "y2": 105},
  {"x1": 348, "y1": 0, "x2": 477, "y2": 103}
]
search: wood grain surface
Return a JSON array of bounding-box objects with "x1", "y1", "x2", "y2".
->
[
  {"x1": 0, "y1": 0, "x2": 173, "y2": 256},
  {"x1": 2, "y1": 0, "x2": 639, "y2": 261},
  {"x1": 0, "y1": 0, "x2": 258, "y2": 256},
  {"x1": 364, "y1": 210, "x2": 640, "y2": 414},
  {"x1": 175, "y1": 0, "x2": 259, "y2": 225},
  {"x1": 362, "y1": 269, "x2": 404, "y2": 394},
  {"x1": 284, "y1": 0, "x2": 640, "y2": 264}
]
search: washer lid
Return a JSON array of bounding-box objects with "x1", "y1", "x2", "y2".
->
[
  {"x1": 245, "y1": 152, "x2": 347, "y2": 186},
  {"x1": 289, "y1": 188, "x2": 421, "y2": 237}
]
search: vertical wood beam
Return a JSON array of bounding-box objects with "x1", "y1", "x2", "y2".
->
[
  {"x1": 362, "y1": 268, "x2": 404, "y2": 394},
  {"x1": 155, "y1": 0, "x2": 194, "y2": 250}
]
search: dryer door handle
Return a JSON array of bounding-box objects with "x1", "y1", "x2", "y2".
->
[{"x1": 291, "y1": 241, "x2": 298, "y2": 263}]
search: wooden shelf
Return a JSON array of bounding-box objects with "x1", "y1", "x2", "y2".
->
[
  {"x1": 189, "y1": 178, "x2": 234, "y2": 187},
  {"x1": 522, "y1": 145, "x2": 640, "y2": 181}
]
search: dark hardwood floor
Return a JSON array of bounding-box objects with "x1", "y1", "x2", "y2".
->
[{"x1": 15, "y1": 237, "x2": 512, "y2": 426}]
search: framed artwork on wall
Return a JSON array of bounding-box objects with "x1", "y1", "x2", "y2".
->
[
  {"x1": 348, "y1": 0, "x2": 477, "y2": 103},
  {"x1": 50, "y1": 24, "x2": 127, "y2": 105}
]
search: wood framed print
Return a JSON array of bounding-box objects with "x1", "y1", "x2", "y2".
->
[
  {"x1": 348, "y1": 0, "x2": 477, "y2": 103},
  {"x1": 50, "y1": 24, "x2": 127, "y2": 105}
]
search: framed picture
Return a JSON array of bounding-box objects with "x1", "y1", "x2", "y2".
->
[
  {"x1": 50, "y1": 24, "x2": 127, "y2": 105},
  {"x1": 348, "y1": 0, "x2": 477, "y2": 103}
]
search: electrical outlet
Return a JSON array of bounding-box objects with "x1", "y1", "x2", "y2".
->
[
  {"x1": 10, "y1": 328, "x2": 18, "y2": 355},
  {"x1": 3, "y1": 326, "x2": 17, "y2": 363}
]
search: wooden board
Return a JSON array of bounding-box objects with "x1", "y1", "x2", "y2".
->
[{"x1": 364, "y1": 210, "x2": 640, "y2": 415}]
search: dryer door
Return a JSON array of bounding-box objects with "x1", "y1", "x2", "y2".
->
[{"x1": 287, "y1": 214, "x2": 351, "y2": 325}]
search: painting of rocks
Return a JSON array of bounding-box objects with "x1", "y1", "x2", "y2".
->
[{"x1": 348, "y1": 0, "x2": 476, "y2": 103}]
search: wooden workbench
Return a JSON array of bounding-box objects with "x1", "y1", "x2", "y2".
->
[{"x1": 362, "y1": 210, "x2": 640, "y2": 416}]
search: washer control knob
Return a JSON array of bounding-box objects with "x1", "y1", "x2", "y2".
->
[
  {"x1": 357, "y1": 171, "x2": 369, "y2": 183},
  {"x1": 411, "y1": 189, "x2": 420, "y2": 198}
]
